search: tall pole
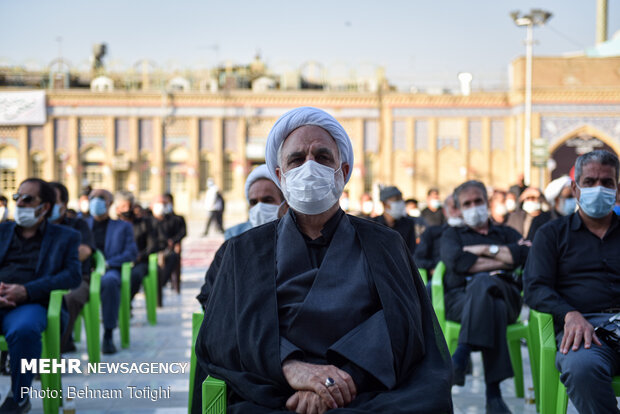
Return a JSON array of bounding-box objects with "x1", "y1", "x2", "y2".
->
[{"x1": 524, "y1": 23, "x2": 533, "y2": 186}]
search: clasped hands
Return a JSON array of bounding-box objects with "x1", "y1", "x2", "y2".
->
[
  {"x1": 0, "y1": 282, "x2": 27, "y2": 308},
  {"x1": 282, "y1": 359, "x2": 357, "y2": 414}
]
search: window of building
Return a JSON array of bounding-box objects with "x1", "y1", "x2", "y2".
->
[
  {"x1": 223, "y1": 154, "x2": 233, "y2": 192},
  {"x1": 0, "y1": 146, "x2": 18, "y2": 195},
  {"x1": 31, "y1": 154, "x2": 44, "y2": 178},
  {"x1": 82, "y1": 162, "x2": 104, "y2": 189},
  {"x1": 364, "y1": 156, "x2": 374, "y2": 193},
  {"x1": 115, "y1": 171, "x2": 129, "y2": 192},
  {"x1": 199, "y1": 157, "x2": 210, "y2": 192},
  {"x1": 0, "y1": 169, "x2": 16, "y2": 195},
  {"x1": 139, "y1": 158, "x2": 151, "y2": 192}
]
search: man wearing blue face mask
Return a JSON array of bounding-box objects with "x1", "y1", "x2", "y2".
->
[
  {"x1": 195, "y1": 107, "x2": 452, "y2": 414},
  {"x1": 524, "y1": 149, "x2": 620, "y2": 414},
  {"x1": 0, "y1": 178, "x2": 81, "y2": 413},
  {"x1": 83, "y1": 189, "x2": 137, "y2": 354}
]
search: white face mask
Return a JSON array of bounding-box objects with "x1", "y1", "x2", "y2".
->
[
  {"x1": 0, "y1": 206, "x2": 7, "y2": 221},
  {"x1": 462, "y1": 204, "x2": 489, "y2": 228},
  {"x1": 362, "y1": 201, "x2": 374, "y2": 215},
  {"x1": 429, "y1": 199, "x2": 442, "y2": 210},
  {"x1": 386, "y1": 200, "x2": 407, "y2": 219},
  {"x1": 152, "y1": 203, "x2": 165, "y2": 217},
  {"x1": 522, "y1": 200, "x2": 541, "y2": 215},
  {"x1": 79, "y1": 199, "x2": 90, "y2": 213},
  {"x1": 493, "y1": 204, "x2": 508, "y2": 217},
  {"x1": 408, "y1": 208, "x2": 421, "y2": 217},
  {"x1": 447, "y1": 217, "x2": 464, "y2": 227},
  {"x1": 280, "y1": 160, "x2": 344, "y2": 215},
  {"x1": 505, "y1": 198, "x2": 517, "y2": 212},
  {"x1": 15, "y1": 205, "x2": 45, "y2": 228},
  {"x1": 249, "y1": 202, "x2": 280, "y2": 227}
]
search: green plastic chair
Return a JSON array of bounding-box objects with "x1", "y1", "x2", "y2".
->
[
  {"x1": 430, "y1": 261, "x2": 529, "y2": 398},
  {"x1": 188, "y1": 312, "x2": 204, "y2": 414},
  {"x1": 73, "y1": 249, "x2": 104, "y2": 363},
  {"x1": 119, "y1": 261, "x2": 132, "y2": 349},
  {"x1": 418, "y1": 268, "x2": 428, "y2": 285},
  {"x1": 144, "y1": 253, "x2": 159, "y2": 325},
  {"x1": 202, "y1": 377, "x2": 226, "y2": 414},
  {"x1": 530, "y1": 310, "x2": 620, "y2": 414},
  {"x1": 0, "y1": 290, "x2": 66, "y2": 414}
]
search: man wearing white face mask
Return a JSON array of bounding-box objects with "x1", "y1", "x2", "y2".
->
[
  {"x1": 524, "y1": 150, "x2": 620, "y2": 414},
  {"x1": 0, "y1": 178, "x2": 81, "y2": 412},
  {"x1": 440, "y1": 180, "x2": 530, "y2": 414},
  {"x1": 195, "y1": 107, "x2": 452, "y2": 414},
  {"x1": 224, "y1": 164, "x2": 284, "y2": 240},
  {"x1": 421, "y1": 188, "x2": 446, "y2": 227},
  {"x1": 372, "y1": 186, "x2": 426, "y2": 256},
  {"x1": 506, "y1": 187, "x2": 553, "y2": 241}
]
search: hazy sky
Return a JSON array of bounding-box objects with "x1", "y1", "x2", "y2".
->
[{"x1": 1, "y1": 0, "x2": 619, "y2": 90}]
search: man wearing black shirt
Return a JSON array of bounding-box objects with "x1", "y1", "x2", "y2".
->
[
  {"x1": 372, "y1": 186, "x2": 426, "y2": 256},
  {"x1": 83, "y1": 189, "x2": 137, "y2": 354},
  {"x1": 49, "y1": 182, "x2": 96, "y2": 354},
  {"x1": 115, "y1": 191, "x2": 159, "y2": 302},
  {"x1": 421, "y1": 187, "x2": 446, "y2": 227},
  {"x1": 440, "y1": 180, "x2": 529, "y2": 414},
  {"x1": 151, "y1": 195, "x2": 184, "y2": 305},
  {"x1": 0, "y1": 178, "x2": 80, "y2": 413},
  {"x1": 524, "y1": 150, "x2": 620, "y2": 414}
]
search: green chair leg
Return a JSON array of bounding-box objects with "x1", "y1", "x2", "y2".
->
[
  {"x1": 144, "y1": 253, "x2": 159, "y2": 326},
  {"x1": 119, "y1": 262, "x2": 132, "y2": 349},
  {"x1": 84, "y1": 270, "x2": 102, "y2": 363},
  {"x1": 188, "y1": 312, "x2": 204, "y2": 414},
  {"x1": 506, "y1": 323, "x2": 528, "y2": 398},
  {"x1": 73, "y1": 310, "x2": 83, "y2": 342},
  {"x1": 202, "y1": 377, "x2": 226, "y2": 414}
]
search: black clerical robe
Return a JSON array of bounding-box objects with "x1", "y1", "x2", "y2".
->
[{"x1": 195, "y1": 214, "x2": 453, "y2": 413}]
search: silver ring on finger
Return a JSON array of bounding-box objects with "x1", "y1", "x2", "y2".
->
[{"x1": 324, "y1": 377, "x2": 335, "y2": 388}]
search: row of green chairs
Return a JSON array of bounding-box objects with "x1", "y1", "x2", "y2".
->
[
  {"x1": 0, "y1": 290, "x2": 66, "y2": 414},
  {"x1": 73, "y1": 251, "x2": 159, "y2": 362}
]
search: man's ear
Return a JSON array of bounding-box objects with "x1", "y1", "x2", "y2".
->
[
  {"x1": 341, "y1": 162, "x2": 350, "y2": 180},
  {"x1": 571, "y1": 180, "x2": 578, "y2": 198},
  {"x1": 276, "y1": 167, "x2": 282, "y2": 182}
]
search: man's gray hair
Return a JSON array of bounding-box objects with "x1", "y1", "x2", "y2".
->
[
  {"x1": 575, "y1": 150, "x2": 619, "y2": 184},
  {"x1": 116, "y1": 190, "x2": 135, "y2": 206},
  {"x1": 453, "y1": 180, "x2": 488, "y2": 209}
]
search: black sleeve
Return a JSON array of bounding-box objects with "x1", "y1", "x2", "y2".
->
[
  {"x1": 196, "y1": 241, "x2": 228, "y2": 309},
  {"x1": 75, "y1": 218, "x2": 96, "y2": 251},
  {"x1": 523, "y1": 223, "x2": 575, "y2": 320},
  {"x1": 440, "y1": 227, "x2": 477, "y2": 274},
  {"x1": 414, "y1": 226, "x2": 436, "y2": 270},
  {"x1": 171, "y1": 215, "x2": 187, "y2": 244},
  {"x1": 501, "y1": 226, "x2": 529, "y2": 267}
]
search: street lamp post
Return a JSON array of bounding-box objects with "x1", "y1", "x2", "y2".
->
[{"x1": 510, "y1": 9, "x2": 552, "y2": 187}]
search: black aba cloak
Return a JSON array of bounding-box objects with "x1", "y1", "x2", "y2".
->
[{"x1": 195, "y1": 215, "x2": 453, "y2": 413}]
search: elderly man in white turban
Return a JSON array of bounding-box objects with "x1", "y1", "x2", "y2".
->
[
  {"x1": 195, "y1": 107, "x2": 452, "y2": 414},
  {"x1": 224, "y1": 164, "x2": 285, "y2": 240}
]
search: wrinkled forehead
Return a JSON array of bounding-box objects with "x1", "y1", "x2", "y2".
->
[{"x1": 280, "y1": 125, "x2": 340, "y2": 158}]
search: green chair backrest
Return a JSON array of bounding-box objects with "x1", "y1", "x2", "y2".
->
[
  {"x1": 418, "y1": 268, "x2": 428, "y2": 285},
  {"x1": 93, "y1": 250, "x2": 106, "y2": 275},
  {"x1": 431, "y1": 261, "x2": 446, "y2": 332}
]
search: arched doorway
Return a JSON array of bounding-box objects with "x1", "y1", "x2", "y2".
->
[
  {"x1": 81, "y1": 146, "x2": 106, "y2": 188},
  {"x1": 549, "y1": 133, "x2": 618, "y2": 180}
]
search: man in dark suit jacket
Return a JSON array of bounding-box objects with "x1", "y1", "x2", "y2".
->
[
  {"x1": 0, "y1": 178, "x2": 81, "y2": 413},
  {"x1": 84, "y1": 189, "x2": 137, "y2": 354}
]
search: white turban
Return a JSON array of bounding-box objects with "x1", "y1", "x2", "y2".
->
[
  {"x1": 265, "y1": 107, "x2": 354, "y2": 185},
  {"x1": 544, "y1": 175, "x2": 572, "y2": 205},
  {"x1": 244, "y1": 164, "x2": 278, "y2": 202}
]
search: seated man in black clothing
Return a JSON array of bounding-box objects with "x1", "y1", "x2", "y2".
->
[
  {"x1": 524, "y1": 150, "x2": 620, "y2": 414},
  {"x1": 49, "y1": 182, "x2": 96, "y2": 354},
  {"x1": 414, "y1": 193, "x2": 462, "y2": 275},
  {"x1": 421, "y1": 187, "x2": 446, "y2": 226},
  {"x1": 163, "y1": 193, "x2": 186, "y2": 292},
  {"x1": 115, "y1": 191, "x2": 159, "y2": 303},
  {"x1": 151, "y1": 195, "x2": 184, "y2": 305},
  {"x1": 440, "y1": 180, "x2": 530, "y2": 414},
  {"x1": 372, "y1": 186, "x2": 426, "y2": 256}
]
